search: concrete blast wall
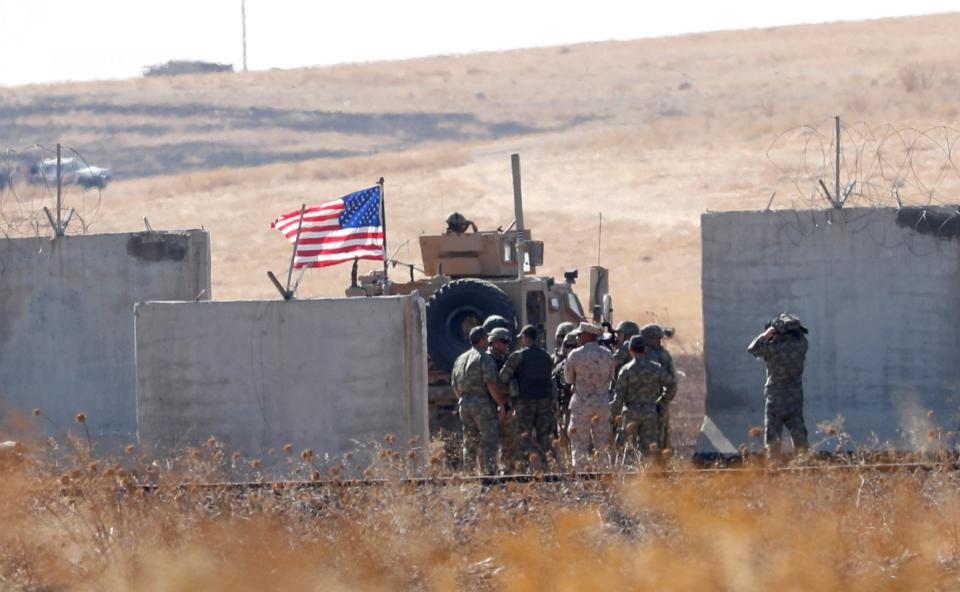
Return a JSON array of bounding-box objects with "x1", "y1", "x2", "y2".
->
[
  {"x1": 0, "y1": 231, "x2": 211, "y2": 442},
  {"x1": 136, "y1": 295, "x2": 429, "y2": 468},
  {"x1": 697, "y1": 207, "x2": 960, "y2": 458}
]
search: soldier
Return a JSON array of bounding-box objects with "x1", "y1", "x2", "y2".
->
[
  {"x1": 564, "y1": 322, "x2": 616, "y2": 468},
  {"x1": 612, "y1": 321, "x2": 641, "y2": 374},
  {"x1": 553, "y1": 321, "x2": 577, "y2": 361},
  {"x1": 488, "y1": 326, "x2": 518, "y2": 472},
  {"x1": 748, "y1": 313, "x2": 810, "y2": 461},
  {"x1": 612, "y1": 335, "x2": 674, "y2": 465},
  {"x1": 609, "y1": 320, "x2": 640, "y2": 443},
  {"x1": 452, "y1": 327, "x2": 507, "y2": 475},
  {"x1": 445, "y1": 211, "x2": 478, "y2": 235},
  {"x1": 641, "y1": 323, "x2": 677, "y2": 451},
  {"x1": 499, "y1": 325, "x2": 556, "y2": 470},
  {"x1": 553, "y1": 332, "x2": 577, "y2": 437}
]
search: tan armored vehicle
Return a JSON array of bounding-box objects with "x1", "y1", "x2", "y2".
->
[{"x1": 345, "y1": 155, "x2": 613, "y2": 441}]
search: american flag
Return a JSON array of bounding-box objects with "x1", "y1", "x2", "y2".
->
[{"x1": 271, "y1": 186, "x2": 384, "y2": 268}]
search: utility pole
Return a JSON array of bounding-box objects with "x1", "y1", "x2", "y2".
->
[{"x1": 241, "y1": 0, "x2": 248, "y2": 72}]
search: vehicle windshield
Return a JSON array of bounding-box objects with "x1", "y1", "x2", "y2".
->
[{"x1": 567, "y1": 293, "x2": 586, "y2": 320}]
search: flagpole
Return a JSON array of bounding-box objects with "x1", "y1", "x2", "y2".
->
[
  {"x1": 378, "y1": 177, "x2": 388, "y2": 286},
  {"x1": 285, "y1": 203, "x2": 307, "y2": 296}
]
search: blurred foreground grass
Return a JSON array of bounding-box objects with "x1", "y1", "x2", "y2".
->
[{"x1": 3, "y1": 430, "x2": 960, "y2": 591}]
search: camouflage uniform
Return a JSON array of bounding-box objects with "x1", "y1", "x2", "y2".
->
[
  {"x1": 564, "y1": 341, "x2": 616, "y2": 467},
  {"x1": 613, "y1": 356, "x2": 674, "y2": 461},
  {"x1": 645, "y1": 345, "x2": 677, "y2": 450},
  {"x1": 500, "y1": 344, "x2": 556, "y2": 469},
  {"x1": 611, "y1": 343, "x2": 632, "y2": 431},
  {"x1": 488, "y1": 344, "x2": 518, "y2": 471},
  {"x1": 613, "y1": 344, "x2": 631, "y2": 373},
  {"x1": 452, "y1": 346, "x2": 501, "y2": 475},
  {"x1": 748, "y1": 329, "x2": 809, "y2": 457}
]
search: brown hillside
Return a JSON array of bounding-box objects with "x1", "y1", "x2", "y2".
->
[{"x1": 1, "y1": 13, "x2": 959, "y2": 348}]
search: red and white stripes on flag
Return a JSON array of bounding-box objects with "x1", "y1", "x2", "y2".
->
[{"x1": 271, "y1": 186, "x2": 385, "y2": 268}]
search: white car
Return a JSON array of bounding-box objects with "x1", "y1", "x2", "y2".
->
[{"x1": 32, "y1": 157, "x2": 112, "y2": 189}]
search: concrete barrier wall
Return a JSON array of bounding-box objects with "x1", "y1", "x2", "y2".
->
[
  {"x1": 697, "y1": 207, "x2": 960, "y2": 458},
  {"x1": 135, "y1": 294, "x2": 429, "y2": 467},
  {"x1": 0, "y1": 231, "x2": 211, "y2": 442}
]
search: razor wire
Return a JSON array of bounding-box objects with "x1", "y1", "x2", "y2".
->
[
  {"x1": 0, "y1": 144, "x2": 105, "y2": 239},
  {"x1": 767, "y1": 118, "x2": 960, "y2": 211},
  {"x1": 762, "y1": 119, "x2": 960, "y2": 258}
]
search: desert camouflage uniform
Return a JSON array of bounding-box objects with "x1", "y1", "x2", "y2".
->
[
  {"x1": 452, "y1": 347, "x2": 501, "y2": 475},
  {"x1": 613, "y1": 357, "x2": 674, "y2": 461},
  {"x1": 500, "y1": 345, "x2": 556, "y2": 469},
  {"x1": 748, "y1": 331, "x2": 809, "y2": 456},
  {"x1": 644, "y1": 345, "x2": 677, "y2": 450},
  {"x1": 564, "y1": 342, "x2": 616, "y2": 467}
]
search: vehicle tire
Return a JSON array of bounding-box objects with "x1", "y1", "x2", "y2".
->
[{"x1": 425, "y1": 278, "x2": 517, "y2": 372}]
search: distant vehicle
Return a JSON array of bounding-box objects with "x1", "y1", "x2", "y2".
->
[
  {"x1": 32, "y1": 157, "x2": 112, "y2": 189},
  {"x1": 142, "y1": 60, "x2": 233, "y2": 77}
]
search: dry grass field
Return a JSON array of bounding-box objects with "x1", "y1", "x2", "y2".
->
[
  {"x1": 5, "y1": 431, "x2": 960, "y2": 591},
  {"x1": 3, "y1": 13, "x2": 960, "y2": 590}
]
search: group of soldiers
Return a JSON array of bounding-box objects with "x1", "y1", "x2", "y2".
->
[{"x1": 451, "y1": 316, "x2": 677, "y2": 474}]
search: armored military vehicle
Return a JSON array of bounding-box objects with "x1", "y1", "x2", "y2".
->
[{"x1": 345, "y1": 154, "x2": 613, "y2": 442}]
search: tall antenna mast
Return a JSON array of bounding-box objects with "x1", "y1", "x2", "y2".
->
[
  {"x1": 597, "y1": 211, "x2": 603, "y2": 266},
  {"x1": 241, "y1": 0, "x2": 248, "y2": 72}
]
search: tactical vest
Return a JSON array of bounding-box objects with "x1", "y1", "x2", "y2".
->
[{"x1": 515, "y1": 347, "x2": 554, "y2": 400}]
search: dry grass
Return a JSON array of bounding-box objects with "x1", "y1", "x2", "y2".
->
[{"x1": 5, "y1": 428, "x2": 960, "y2": 591}]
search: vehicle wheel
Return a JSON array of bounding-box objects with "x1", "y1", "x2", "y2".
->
[{"x1": 425, "y1": 279, "x2": 517, "y2": 372}]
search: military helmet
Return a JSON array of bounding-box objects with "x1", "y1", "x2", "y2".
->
[
  {"x1": 488, "y1": 327, "x2": 512, "y2": 343},
  {"x1": 555, "y1": 321, "x2": 577, "y2": 344},
  {"x1": 445, "y1": 211, "x2": 468, "y2": 227},
  {"x1": 615, "y1": 320, "x2": 640, "y2": 338},
  {"x1": 772, "y1": 312, "x2": 807, "y2": 334},
  {"x1": 469, "y1": 326, "x2": 488, "y2": 345},
  {"x1": 445, "y1": 211, "x2": 473, "y2": 234},
  {"x1": 482, "y1": 315, "x2": 513, "y2": 333},
  {"x1": 640, "y1": 323, "x2": 665, "y2": 339},
  {"x1": 628, "y1": 334, "x2": 648, "y2": 352}
]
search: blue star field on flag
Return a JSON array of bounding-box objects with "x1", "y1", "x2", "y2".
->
[{"x1": 339, "y1": 186, "x2": 382, "y2": 228}]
